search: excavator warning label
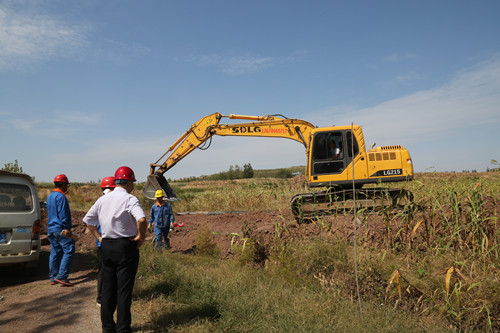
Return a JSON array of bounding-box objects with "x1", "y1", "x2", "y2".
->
[{"x1": 371, "y1": 169, "x2": 402, "y2": 177}]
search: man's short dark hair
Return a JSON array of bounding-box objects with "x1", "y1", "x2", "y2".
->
[{"x1": 115, "y1": 179, "x2": 130, "y2": 185}]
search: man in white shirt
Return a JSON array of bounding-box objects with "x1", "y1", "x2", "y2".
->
[{"x1": 84, "y1": 166, "x2": 147, "y2": 333}]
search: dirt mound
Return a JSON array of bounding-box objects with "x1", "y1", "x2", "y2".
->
[
  {"x1": 38, "y1": 208, "x2": 394, "y2": 258},
  {"x1": 42, "y1": 209, "x2": 313, "y2": 254},
  {"x1": 41, "y1": 208, "x2": 364, "y2": 256}
]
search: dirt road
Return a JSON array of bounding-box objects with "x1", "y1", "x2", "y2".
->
[{"x1": 0, "y1": 246, "x2": 101, "y2": 333}]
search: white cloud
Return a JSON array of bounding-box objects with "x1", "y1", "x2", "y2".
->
[
  {"x1": 53, "y1": 137, "x2": 159, "y2": 164},
  {"x1": 6, "y1": 111, "x2": 100, "y2": 137},
  {"x1": 384, "y1": 53, "x2": 417, "y2": 62},
  {"x1": 46, "y1": 132, "x2": 308, "y2": 182},
  {"x1": 0, "y1": 4, "x2": 90, "y2": 71},
  {"x1": 56, "y1": 111, "x2": 99, "y2": 125},
  {"x1": 22, "y1": 54, "x2": 500, "y2": 180},
  {"x1": 162, "y1": 136, "x2": 306, "y2": 178},
  {"x1": 187, "y1": 51, "x2": 308, "y2": 75},
  {"x1": 49, "y1": 135, "x2": 177, "y2": 182},
  {"x1": 9, "y1": 118, "x2": 42, "y2": 131},
  {"x1": 95, "y1": 38, "x2": 151, "y2": 65},
  {"x1": 187, "y1": 54, "x2": 278, "y2": 75},
  {"x1": 389, "y1": 71, "x2": 422, "y2": 85},
  {"x1": 310, "y1": 55, "x2": 500, "y2": 146},
  {"x1": 223, "y1": 55, "x2": 276, "y2": 75}
]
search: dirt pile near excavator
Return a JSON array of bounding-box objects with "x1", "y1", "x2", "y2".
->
[{"x1": 40, "y1": 209, "x2": 399, "y2": 256}]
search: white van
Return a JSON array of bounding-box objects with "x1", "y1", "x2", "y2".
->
[{"x1": 0, "y1": 171, "x2": 41, "y2": 268}]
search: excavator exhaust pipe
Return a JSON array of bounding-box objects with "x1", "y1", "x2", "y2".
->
[{"x1": 143, "y1": 174, "x2": 179, "y2": 201}]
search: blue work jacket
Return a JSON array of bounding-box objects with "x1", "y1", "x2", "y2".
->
[
  {"x1": 46, "y1": 189, "x2": 72, "y2": 234},
  {"x1": 149, "y1": 201, "x2": 175, "y2": 228}
]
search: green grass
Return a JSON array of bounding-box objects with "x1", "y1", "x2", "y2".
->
[{"x1": 132, "y1": 243, "x2": 443, "y2": 333}]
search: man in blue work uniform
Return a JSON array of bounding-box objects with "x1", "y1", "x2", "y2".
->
[
  {"x1": 84, "y1": 166, "x2": 147, "y2": 333},
  {"x1": 149, "y1": 189, "x2": 175, "y2": 250},
  {"x1": 46, "y1": 174, "x2": 75, "y2": 286}
]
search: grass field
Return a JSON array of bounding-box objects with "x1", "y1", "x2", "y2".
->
[{"x1": 37, "y1": 170, "x2": 500, "y2": 332}]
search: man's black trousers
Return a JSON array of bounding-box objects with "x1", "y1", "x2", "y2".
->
[{"x1": 100, "y1": 238, "x2": 139, "y2": 333}]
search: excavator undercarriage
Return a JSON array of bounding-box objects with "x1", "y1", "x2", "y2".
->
[
  {"x1": 290, "y1": 187, "x2": 414, "y2": 223},
  {"x1": 145, "y1": 171, "x2": 414, "y2": 223}
]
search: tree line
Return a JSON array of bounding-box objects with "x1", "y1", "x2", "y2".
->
[{"x1": 172, "y1": 163, "x2": 299, "y2": 182}]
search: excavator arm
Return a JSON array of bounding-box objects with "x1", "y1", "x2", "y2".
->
[{"x1": 144, "y1": 113, "x2": 316, "y2": 199}]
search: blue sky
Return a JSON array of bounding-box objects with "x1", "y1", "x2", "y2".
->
[{"x1": 1, "y1": 0, "x2": 499, "y2": 183}]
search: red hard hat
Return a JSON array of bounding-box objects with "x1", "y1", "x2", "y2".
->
[
  {"x1": 53, "y1": 174, "x2": 70, "y2": 183},
  {"x1": 114, "y1": 166, "x2": 136, "y2": 181},
  {"x1": 100, "y1": 176, "x2": 116, "y2": 188}
]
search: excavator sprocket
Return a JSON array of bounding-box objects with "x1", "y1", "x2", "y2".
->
[{"x1": 290, "y1": 187, "x2": 414, "y2": 223}]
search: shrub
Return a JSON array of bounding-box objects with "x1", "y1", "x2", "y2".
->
[{"x1": 194, "y1": 225, "x2": 220, "y2": 258}]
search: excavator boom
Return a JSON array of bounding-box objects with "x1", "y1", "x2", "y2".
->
[{"x1": 144, "y1": 113, "x2": 317, "y2": 199}]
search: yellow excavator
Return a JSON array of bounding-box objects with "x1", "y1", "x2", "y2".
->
[{"x1": 144, "y1": 113, "x2": 414, "y2": 221}]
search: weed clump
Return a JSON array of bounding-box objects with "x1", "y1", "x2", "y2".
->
[
  {"x1": 194, "y1": 225, "x2": 221, "y2": 258},
  {"x1": 230, "y1": 220, "x2": 268, "y2": 266}
]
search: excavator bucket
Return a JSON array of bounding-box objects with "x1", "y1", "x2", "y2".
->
[{"x1": 143, "y1": 174, "x2": 179, "y2": 201}]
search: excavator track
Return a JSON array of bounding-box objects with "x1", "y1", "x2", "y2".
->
[{"x1": 290, "y1": 187, "x2": 414, "y2": 223}]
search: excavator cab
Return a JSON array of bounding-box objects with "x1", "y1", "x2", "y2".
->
[
  {"x1": 307, "y1": 125, "x2": 412, "y2": 191},
  {"x1": 309, "y1": 129, "x2": 360, "y2": 184}
]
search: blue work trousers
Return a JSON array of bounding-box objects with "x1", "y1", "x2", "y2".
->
[
  {"x1": 47, "y1": 232, "x2": 75, "y2": 281},
  {"x1": 154, "y1": 226, "x2": 170, "y2": 250}
]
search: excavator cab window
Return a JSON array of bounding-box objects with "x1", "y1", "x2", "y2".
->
[
  {"x1": 345, "y1": 131, "x2": 359, "y2": 159},
  {"x1": 311, "y1": 131, "x2": 344, "y2": 175}
]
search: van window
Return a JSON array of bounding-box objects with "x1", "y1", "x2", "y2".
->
[{"x1": 0, "y1": 183, "x2": 33, "y2": 212}]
